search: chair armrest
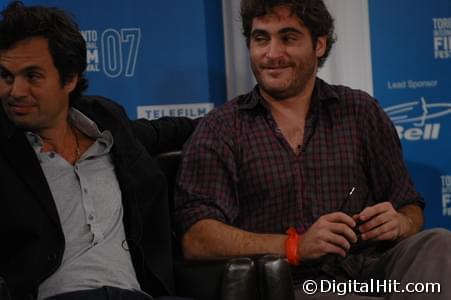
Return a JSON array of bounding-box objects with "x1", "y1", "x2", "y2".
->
[
  {"x1": 220, "y1": 257, "x2": 257, "y2": 300},
  {"x1": 0, "y1": 276, "x2": 11, "y2": 300},
  {"x1": 174, "y1": 257, "x2": 257, "y2": 300},
  {"x1": 258, "y1": 255, "x2": 295, "y2": 300}
]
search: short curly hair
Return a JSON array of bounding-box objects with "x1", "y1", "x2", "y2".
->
[
  {"x1": 0, "y1": 1, "x2": 88, "y2": 103},
  {"x1": 241, "y1": 0, "x2": 336, "y2": 67}
]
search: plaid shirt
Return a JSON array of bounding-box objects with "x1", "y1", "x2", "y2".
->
[{"x1": 174, "y1": 78, "x2": 423, "y2": 278}]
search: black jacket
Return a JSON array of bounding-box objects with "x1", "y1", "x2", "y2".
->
[{"x1": 0, "y1": 96, "x2": 196, "y2": 299}]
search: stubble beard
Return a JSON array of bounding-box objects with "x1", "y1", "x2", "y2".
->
[{"x1": 251, "y1": 56, "x2": 317, "y2": 101}]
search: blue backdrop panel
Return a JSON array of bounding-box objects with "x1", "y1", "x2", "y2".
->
[
  {"x1": 14, "y1": 0, "x2": 226, "y2": 119},
  {"x1": 369, "y1": 0, "x2": 451, "y2": 229}
]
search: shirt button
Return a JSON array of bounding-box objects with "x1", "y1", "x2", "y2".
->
[
  {"x1": 47, "y1": 253, "x2": 57, "y2": 261},
  {"x1": 83, "y1": 188, "x2": 88, "y2": 194},
  {"x1": 88, "y1": 214, "x2": 94, "y2": 221}
]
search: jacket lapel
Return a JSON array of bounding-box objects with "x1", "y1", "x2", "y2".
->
[{"x1": 0, "y1": 129, "x2": 62, "y2": 228}]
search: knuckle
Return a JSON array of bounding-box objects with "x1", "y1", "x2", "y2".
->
[
  {"x1": 318, "y1": 242, "x2": 328, "y2": 252},
  {"x1": 372, "y1": 227, "x2": 380, "y2": 235},
  {"x1": 338, "y1": 223, "x2": 347, "y2": 232},
  {"x1": 318, "y1": 215, "x2": 327, "y2": 222}
]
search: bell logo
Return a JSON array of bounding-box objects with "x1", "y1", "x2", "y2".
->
[
  {"x1": 395, "y1": 124, "x2": 440, "y2": 141},
  {"x1": 384, "y1": 97, "x2": 451, "y2": 141}
]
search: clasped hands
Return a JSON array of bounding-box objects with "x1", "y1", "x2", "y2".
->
[{"x1": 299, "y1": 202, "x2": 411, "y2": 260}]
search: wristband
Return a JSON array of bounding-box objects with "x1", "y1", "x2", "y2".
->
[{"x1": 285, "y1": 227, "x2": 301, "y2": 265}]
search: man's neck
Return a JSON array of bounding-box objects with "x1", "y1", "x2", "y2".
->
[
  {"x1": 261, "y1": 76, "x2": 316, "y2": 123},
  {"x1": 260, "y1": 76, "x2": 316, "y2": 153},
  {"x1": 34, "y1": 105, "x2": 71, "y2": 154},
  {"x1": 38, "y1": 120, "x2": 71, "y2": 154}
]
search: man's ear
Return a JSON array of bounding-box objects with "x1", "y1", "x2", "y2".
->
[
  {"x1": 64, "y1": 74, "x2": 78, "y2": 93},
  {"x1": 315, "y1": 36, "x2": 327, "y2": 59}
]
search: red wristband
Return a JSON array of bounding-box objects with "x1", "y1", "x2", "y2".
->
[{"x1": 285, "y1": 227, "x2": 301, "y2": 265}]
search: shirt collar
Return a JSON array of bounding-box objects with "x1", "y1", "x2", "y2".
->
[
  {"x1": 237, "y1": 77, "x2": 339, "y2": 111},
  {"x1": 26, "y1": 107, "x2": 113, "y2": 153}
]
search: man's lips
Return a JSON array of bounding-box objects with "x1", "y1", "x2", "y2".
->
[
  {"x1": 262, "y1": 66, "x2": 290, "y2": 75},
  {"x1": 262, "y1": 65, "x2": 290, "y2": 70},
  {"x1": 7, "y1": 102, "x2": 37, "y2": 114}
]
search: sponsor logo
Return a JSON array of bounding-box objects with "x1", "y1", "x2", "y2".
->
[
  {"x1": 442, "y1": 175, "x2": 451, "y2": 216},
  {"x1": 387, "y1": 80, "x2": 438, "y2": 90},
  {"x1": 81, "y1": 28, "x2": 141, "y2": 78},
  {"x1": 384, "y1": 97, "x2": 451, "y2": 141},
  {"x1": 433, "y1": 17, "x2": 451, "y2": 59},
  {"x1": 137, "y1": 103, "x2": 214, "y2": 120}
]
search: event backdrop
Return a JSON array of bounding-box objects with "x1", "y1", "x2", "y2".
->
[
  {"x1": 1, "y1": 0, "x2": 449, "y2": 229},
  {"x1": 16, "y1": 0, "x2": 227, "y2": 119},
  {"x1": 369, "y1": 0, "x2": 451, "y2": 229}
]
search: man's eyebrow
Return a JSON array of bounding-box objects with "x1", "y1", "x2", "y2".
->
[
  {"x1": 0, "y1": 64, "x2": 12, "y2": 74},
  {"x1": 0, "y1": 64, "x2": 44, "y2": 74},
  {"x1": 278, "y1": 27, "x2": 304, "y2": 35},
  {"x1": 22, "y1": 65, "x2": 45, "y2": 72},
  {"x1": 251, "y1": 27, "x2": 304, "y2": 37},
  {"x1": 251, "y1": 29, "x2": 269, "y2": 36}
]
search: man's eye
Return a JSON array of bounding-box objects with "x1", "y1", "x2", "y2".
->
[
  {"x1": 282, "y1": 35, "x2": 297, "y2": 43},
  {"x1": 26, "y1": 72, "x2": 42, "y2": 81},
  {"x1": 253, "y1": 35, "x2": 269, "y2": 43},
  {"x1": 0, "y1": 71, "x2": 13, "y2": 84}
]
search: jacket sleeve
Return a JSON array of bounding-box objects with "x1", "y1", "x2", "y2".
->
[{"x1": 132, "y1": 117, "x2": 199, "y2": 156}]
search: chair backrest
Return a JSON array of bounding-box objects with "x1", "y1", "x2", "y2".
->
[{"x1": 155, "y1": 151, "x2": 183, "y2": 257}]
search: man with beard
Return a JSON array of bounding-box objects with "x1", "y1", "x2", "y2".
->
[{"x1": 174, "y1": 0, "x2": 451, "y2": 299}]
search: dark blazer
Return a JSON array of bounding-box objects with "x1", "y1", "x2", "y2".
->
[{"x1": 0, "y1": 96, "x2": 196, "y2": 300}]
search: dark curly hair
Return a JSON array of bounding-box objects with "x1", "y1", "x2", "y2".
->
[
  {"x1": 0, "y1": 1, "x2": 88, "y2": 103},
  {"x1": 241, "y1": 0, "x2": 336, "y2": 67}
]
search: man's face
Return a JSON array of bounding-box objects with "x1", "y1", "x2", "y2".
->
[
  {"x1": 0, "y1": 37, "x2": 76, "y2": 131},
  {"x1": 249, "y1": 5, "x2": 326, "y2": 100}
]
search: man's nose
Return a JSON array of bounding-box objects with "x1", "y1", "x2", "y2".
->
[
  {"x1": 266, "y1": 40, "x2": 285, "y2": 59},
  {"x1": 9, "y1": 77, "x2": 28, "y2": 97}
]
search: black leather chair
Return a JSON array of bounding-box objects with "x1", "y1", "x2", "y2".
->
[
  {"x1": 0, "y1": 276, "x2": 11, "y2": 300},
  {"x1": 155, "y1": 151, "x2": 294, "y2": 300}
]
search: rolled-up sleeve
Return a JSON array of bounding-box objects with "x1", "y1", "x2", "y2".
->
[{"x1": 174, "y1": 115, "x2": 240, "y2": 236}]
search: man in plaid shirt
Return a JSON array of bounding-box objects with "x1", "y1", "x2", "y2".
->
[{"x1": 175, "y1": 0, "x2": 451, "y2": 299}]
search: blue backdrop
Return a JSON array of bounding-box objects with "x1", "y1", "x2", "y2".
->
[
  {"x1": 5, "y1": 0, "x2": 227, "y2": 119},
  {"x1": 369, "y1": 0, "x2": 451, "y2": 229},
  {"x1": 1, "y1": 0, "x2": 449, "y2": 229}
]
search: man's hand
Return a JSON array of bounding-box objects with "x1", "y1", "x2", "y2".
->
[
  {"x1": 355, "y1": 202, "x2": 412, "y2": 241},
  {"x1": 299, "y1": 212, "x2": 358, "y2": 260}
]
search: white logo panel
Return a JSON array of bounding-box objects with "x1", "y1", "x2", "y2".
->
[
  {"x1": 384, "y1": 97, "x2": 451, "y2": 141},
  {"x1": 137, "y1": 103, "x2": 214, "y2": 120},
  {"x1": 433, "y1": 17, "x2": 451, "y2": 59}
]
